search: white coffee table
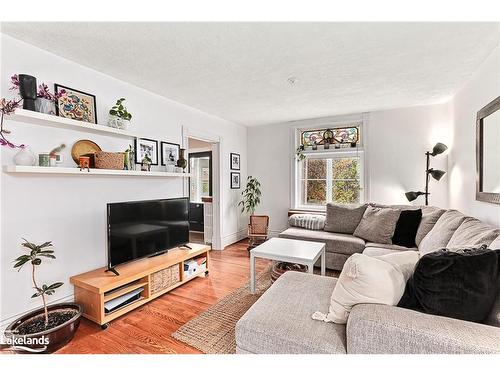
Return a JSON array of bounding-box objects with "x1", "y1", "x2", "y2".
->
[{"x1": 249, "y1": 237, "x2": 326, "y2": 293}]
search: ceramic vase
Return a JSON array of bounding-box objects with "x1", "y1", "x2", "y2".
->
[
  {"x1": 19, "y1": 74, "x2": 37, "y2": 111},
  {"x1": 35, "y1": 98, "x2": 56, "y2": 115},
  {"x1": 176, "y1": 148, "x2": 187, "y2": 171},
  {"x1": 108, "y1": 115, "x2": 130, "y2": 130},
  {"x1": 13, "y1": 147, "x2": 36, "y2": 166}
]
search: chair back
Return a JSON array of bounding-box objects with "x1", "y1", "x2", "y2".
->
[{"x1": 249, "y1": 215, "x2": 269, "y2": 235}]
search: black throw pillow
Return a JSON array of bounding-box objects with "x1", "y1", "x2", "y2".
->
[
  {"x1": 392, "y1": 209, "x2": 422, "y2": 248},
  {"x1": 398, "y1": 247, "x2": 500, "y2": 323}
]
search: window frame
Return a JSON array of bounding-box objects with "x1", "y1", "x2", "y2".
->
[{"x1": 290, "y1": 115, "x2": 368, "y2": 211}]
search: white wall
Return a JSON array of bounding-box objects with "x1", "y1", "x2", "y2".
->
[
  {"x1": 248, "y1": 103, "x2": 452, "y2": 234},
  {"x1": 0, "y1": 35, "x2": 247, "y2": 322},
  {"x1": 449, "y1": 43, "x2": 500, "y2": 226}
]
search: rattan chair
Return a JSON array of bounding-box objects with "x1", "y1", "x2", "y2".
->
[{"x1": 248, "y1": 215, "x2": 269, "y2": 250}]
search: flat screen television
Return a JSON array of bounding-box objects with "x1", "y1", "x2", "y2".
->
[{"x1": 107, "y1": 197, "x2": 189, "y2": 268}]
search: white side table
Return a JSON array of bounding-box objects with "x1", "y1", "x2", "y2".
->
[{"x1": 249, "y1": 237, "x2": 326, "y2": 294}]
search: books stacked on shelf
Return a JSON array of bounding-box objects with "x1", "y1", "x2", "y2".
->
[{"x1": 184, "y1": 256, "x2": 207, "y2": 277}]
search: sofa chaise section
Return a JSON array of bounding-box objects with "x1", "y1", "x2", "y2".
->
[
  {"x1": 236, "y1": 272, "x2": 346, "y2": 354},
  {"x1": 347, "y1": 304, "x2": 500, "y2": 354}
]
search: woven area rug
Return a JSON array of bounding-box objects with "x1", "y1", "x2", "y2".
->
[{"x1": 172, "y1": 265, "x2": 337, "y2": 354}]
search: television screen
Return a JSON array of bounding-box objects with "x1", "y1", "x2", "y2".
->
[{"x1": 107, "y1": 197, "x2": 189, "y2": 268}]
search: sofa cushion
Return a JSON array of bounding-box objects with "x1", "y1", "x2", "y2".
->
[
  {"x1": 288, "y1": 213, "x2": 325, "y2": 231},
  {"x1": 447, "y1": 218, "x2": 500, "y2": 248},
  {"x1": 392, "y1": 209, "x2": 422, "y2": 248},
  {"x1": 365, "y1": 242, "x2": 418, "y2": 252},
  {"x1": 347, "y1": 304, "x2": 500, "y2": 354},
  {"x1": 324, "y1": 203, "x2": 367, "y2": 234},
  {"x1": 490, "y1": 235, "x2": 500, "y2": 250},
  {"x1": 312, "y1": 252, "x2": 419, "y2": 324},
  {"x1": 235, "y1": 272, "x2": 346, "y2": 354},
  {"x1": 279, "y1": 227, "x2": 365, "y2": 256},
  {"x1": 363, "y1": 247, "x2": 403, "y2": 257},
  {"x1": 415, "y1": 206, "x2": 446, "y2": 246},
  {"x1": 485, "y1": 291, "x2": 500, "y2": 328},
  {"x1": 418, "y1": 210, "x2": 468, "y2": 255},
  {"x1": 398, "y1": 248, "x2": 500, "y2": 324},
  {"x1": 353, "y1": 206, "x2": 401, "y2": 244}
]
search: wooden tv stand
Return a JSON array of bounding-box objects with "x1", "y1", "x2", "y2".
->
[{"x1": 70, "y1": 244, "x2": 210, "y2": 328}]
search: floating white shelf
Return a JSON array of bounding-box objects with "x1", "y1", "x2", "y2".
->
[
  {"x1": 8, "y1": 109, "x2": 142, "y2": 139},
  {"x1": 3, "y1": 165, "x2": 192, "y2": 178}
]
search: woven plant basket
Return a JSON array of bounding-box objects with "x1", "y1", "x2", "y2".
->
[{"x1": 94, "y1": 152, "x2": 125, "y2": 170}]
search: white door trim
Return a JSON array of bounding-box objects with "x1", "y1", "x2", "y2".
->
[{"x1": 182, "y1": 126, "x2": 223, "y2": 250}]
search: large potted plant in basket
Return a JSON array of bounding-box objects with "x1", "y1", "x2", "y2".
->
[
  {"x1": 239, "y1": 176, "x2": 270, "y2": 250},
  {"x1": 4, "y1": 239, "x2": 82, "y2": 353}
]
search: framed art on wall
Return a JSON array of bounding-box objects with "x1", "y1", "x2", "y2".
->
[
  {"x1": 54, "y1": 84, "x2": 98, "y2": 124},
  {"x1": 134, "y1": 138, "x2": 159, "y2": 165},
  {"x1": 160, "y1": 141, "x2": 180, "y2": 166},
  {"x1": 230, "y1": 152, "x2": 240, "y2": 170},
  {"x1": 230, "y1": 172, "x2": 241, "y2": 189}
]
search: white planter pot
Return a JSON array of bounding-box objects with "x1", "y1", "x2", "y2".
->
[
  {"x1": 13, "y1": 147, "x2": 36, "y2": 166},
  {"x1": 35, "y1": 98, "x2": 56, "y2": 115},
  {"x1": 107, "y1": 115, "x2": 130, "y2": 130}
]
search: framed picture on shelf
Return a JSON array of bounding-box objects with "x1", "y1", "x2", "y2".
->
[
  {"x1": 54, "y1": 84, "x2": 98, "y2": 124},
  {"x1": 134, "y1": 138, "x2": 158, "y2": 165},
  {"x1": 230, "y1": 172, "x2": 241, "y2": 189},
  {"x1": 230, "y1": 152, "x2": 240, "y2": 170},
  {"x1": 160, "y1": 141, "x2": 180, "y2": 166}
]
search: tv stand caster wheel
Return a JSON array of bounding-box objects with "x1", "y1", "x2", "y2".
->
[
  {"x1": 101, "y1": 323, "x2": 110, "y2": 330},
  {"x1": 205, "y1": 270, "x2": 209, "y2": 276}
]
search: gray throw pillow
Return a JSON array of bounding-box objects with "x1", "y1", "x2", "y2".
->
[
  {"x1": 324, "y1": 203, "x2": 368, "y2": 234},
  {"x1": 415, "y1": 206, "x2": 446, "y2": 246},
  {"x1": 288, "y1": 214, "x2": 325, "y2": 231},
  {"x1": 353, "y1": 206, "x2": 401, "y2": 244}
]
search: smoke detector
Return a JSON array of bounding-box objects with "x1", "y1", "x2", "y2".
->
[{"x1": 287, "y1": 76, "x2": 299, "y2": 85}]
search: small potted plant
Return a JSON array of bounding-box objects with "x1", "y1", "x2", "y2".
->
[
  {"x1": 4, "y1": 239, "x2": 82, "y2": 353},
  {"x1": 108, "y1": 98, "x2": 132, "y2": 130},
  {"x1": 141, "y1": 155, "x2": 152, "y2": 171}
]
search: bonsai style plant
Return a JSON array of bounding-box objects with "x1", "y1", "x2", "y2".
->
[
  {"x1": 238, "y1": 176, "x2": 262, "y2": 215},
  {"x1": 5, "y1": 239, "x2": 82, "y2": 353},
  {"x1": 108, "y1": 98, "x2": 132, "y2": 130}
]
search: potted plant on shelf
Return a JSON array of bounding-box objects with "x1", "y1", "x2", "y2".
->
[
  {"x1": 4, "y1": 239, "x2": 82, "y2": 353},
  {"x1": 108, "y1": 98, "x2": 132, "y2": 130},
  {"x1": 141, "y1": 155, "x2": 152, "y2": 171}
]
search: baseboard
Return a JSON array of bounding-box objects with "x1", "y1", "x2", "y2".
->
[
  {"x1": 0, "y1": 293, "x2": 75, "y2": 334},
  {"x1": 221, "y1": 228, "x2": 248, "y2": 249}
]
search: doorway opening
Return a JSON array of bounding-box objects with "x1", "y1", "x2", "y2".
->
[{"x1": 187, "y1": 138, "x2": 213, "y2": 245}]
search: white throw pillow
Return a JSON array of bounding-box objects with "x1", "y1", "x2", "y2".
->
[{"x1": 311, "y1": 251, "x2": 419, "y2": 324}]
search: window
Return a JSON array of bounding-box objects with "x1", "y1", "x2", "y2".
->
[{"x1": 294, "y1": 123, "x2": 365, "y2": 209}]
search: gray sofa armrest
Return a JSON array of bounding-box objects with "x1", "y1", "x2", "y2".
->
[{"x1": 347, "y1": 304, "x2": 500, "y2": 354}]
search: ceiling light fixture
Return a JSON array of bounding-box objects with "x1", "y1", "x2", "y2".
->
[{"x1": 287, "y1": 77, "x2": 299, "y2": 85}]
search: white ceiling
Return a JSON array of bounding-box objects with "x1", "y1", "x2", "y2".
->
[{"x1": 2, "y1": 22, "x2": 499, "y2": 127}]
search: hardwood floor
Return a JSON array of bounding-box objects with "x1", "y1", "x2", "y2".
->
[{"x1": 56, "y1": 239, "x2": 270, "y2": 354}]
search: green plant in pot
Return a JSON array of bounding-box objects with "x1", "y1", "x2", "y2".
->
[
  {"x1": 108, "y1": 98, "x2": 132, "y2": 130},
  {"x1": 141, "y1": 155, "x2": 152, "y2": 171},
  {"x1": 238, "y1": 176, "x2": 262, "y2": 215},
  {"x1": 4, "y1": 239, "x2": 82, "y2": 353}
]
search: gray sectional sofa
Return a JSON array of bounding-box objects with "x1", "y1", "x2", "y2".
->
[{"x1": 236, "y1": 204, "x2": 500, "y2": 354}]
